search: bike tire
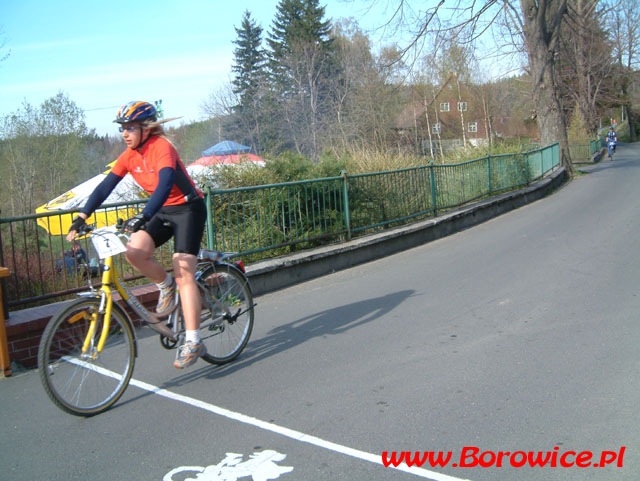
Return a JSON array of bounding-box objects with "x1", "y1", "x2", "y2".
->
[
  {"x1": 38, "y1": 297, "x2": 136, "y2": 416},
  {"x1": 195, "y1": 263, "x2": 254, "y2": 365}
]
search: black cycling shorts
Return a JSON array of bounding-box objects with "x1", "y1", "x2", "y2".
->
[{"x1": 143, "y1": 198, "x2": 207, "y2": 256}]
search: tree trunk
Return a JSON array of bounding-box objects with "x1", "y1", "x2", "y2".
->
[
  {"x1": 424, "y1": 94, "x2": 435, "y2": 158},
  {"x1": 455, "y1": 75, "x2": 467, "y2": 146},
  {"x1": 432, "y1": 90, "x2": 444, "y2": 157},
  {"x1": 520, "y1": 0, "x2": 573, "y2": 174},
  {"x1": 626, "y1": 104, "x2": 638, "y2": 142}
]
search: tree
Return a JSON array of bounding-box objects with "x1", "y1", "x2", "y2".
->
[
  {"x1": 231, "y1": 10, "x2": 268, "y2": 152},
  {"x1": 436, "y1": 34, "x2": 477, "y2": 146},
  {"x1": 0, "y1": 92, "x2": 88, "y2": 216},
  {"x1": 506, "y1": 1, "x2": 572, "y2": 172},
  {"x1": 201, "y1": 82, "x2": 241, "y2": 144},
  {"x1": 266, "y1": 0, "x2": 335, "y2": 159},
  {"x1": 556, "y1": 0, "x2": 616, "y2": 136},
  {"x1": 326, "y1": 20, "x2": 403, "y2": 154},
  {"x1": 608, "y1": 0, "x2": 640, "y2": 141},
  {"x1": 374, "y1": 1, "x2": 576, "y2": 173}
]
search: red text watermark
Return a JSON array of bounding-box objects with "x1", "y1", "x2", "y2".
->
[{"x1": 382, "y1": 446, "x2": 626, "y2": 469}]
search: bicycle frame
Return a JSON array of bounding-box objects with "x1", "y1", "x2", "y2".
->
[
  {"x1": 77, "y1": 226, "x2": 251, "y2": 358},
  {"x1": 79, "y1": 253, "x2": 178, "y2": 358}
]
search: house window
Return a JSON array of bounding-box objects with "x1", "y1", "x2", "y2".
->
[
  {"x1": 432, "y1": 123, "x2": 441, "y2": 134},
  {"x1": 440, "y1": 103, "x2": 450, "y2": 112},
  {"x1": 457, "y1": 102, "x2": 468, "y2": 112},
  {"x1": 468, "y1": 122, "x2": 478, "y2": 133}
]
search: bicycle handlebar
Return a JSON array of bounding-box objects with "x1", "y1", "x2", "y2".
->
[{"x1": 74, "y1": 218, "x2": 130, "y2": 238}]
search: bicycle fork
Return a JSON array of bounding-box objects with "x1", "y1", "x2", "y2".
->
[{"x1": 76, "y1": 288, "x2": 113, "y2": 361}]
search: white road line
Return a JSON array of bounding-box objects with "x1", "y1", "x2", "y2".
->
[
  {"x1": 128, "y1": 377, "x2": 471, "y2": 481},
  {"x1": 63, "y1": 358, "x2": 470, "y2": 480}
]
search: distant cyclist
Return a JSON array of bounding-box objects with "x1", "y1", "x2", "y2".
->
[{"x1": 606, "y1": 126, "x2": 617, "y2": 158}]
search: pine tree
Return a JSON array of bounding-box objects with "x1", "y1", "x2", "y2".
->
[
  {"x1": 231, "y1": 10, "x2": 267, "y2": 152},
  {"x1": 266, "y1": 0, "x2": 335, "y2": 159},
  {"x1": 232, "y1": 11, "x2": 266, "y2": 109},
  {"x1": 267, "y1": 0, "x2": 332, "y2": 82}
]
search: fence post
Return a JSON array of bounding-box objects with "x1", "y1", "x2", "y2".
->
[
  {"x1": 205, "y1": 185, "x2": 215, "y2": 250},
  {"x1": 429, "y1": 164, "x2": 438, "y2": 217},
  {"x1": 0, "y1": 267, "x2": 11, "y2": 377},
  {"x1": 0, "y1": 223, "x2": 7, "y2": 320},
  {"x1": 341, "y1": 170, "x2": 352, "y2": 241},
  {"x1": 524, "y1": 151, "x2": 531, "y2": 185},
  {"x1": 487, "y1": 153, "x2": 492, "y2": 194}
]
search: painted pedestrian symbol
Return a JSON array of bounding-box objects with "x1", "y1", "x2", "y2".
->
[{"x1": 163, "y1": 450, "x2": 293, "y2": 481}]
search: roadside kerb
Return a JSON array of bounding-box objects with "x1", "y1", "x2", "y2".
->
[{"x1": 573, "y1": 147, "x2": 604, "y2": 165}]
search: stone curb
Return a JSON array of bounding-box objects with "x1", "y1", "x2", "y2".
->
[{"x1": 572, "y1": 147, "x2": 604, "y2": 165}]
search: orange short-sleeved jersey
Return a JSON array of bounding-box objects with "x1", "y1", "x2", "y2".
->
[{"x1": 111, "y1": 136, "x2": 201, "y2": 206}]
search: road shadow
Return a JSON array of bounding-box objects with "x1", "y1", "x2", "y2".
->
[
  {"x1": 115, "y1": 289, "x2": 415, "y2": 407},
  {"x1": 583, "y1": 158, "x2": 640, "y2": 173},
  {"x1": 162, "y1": 289, "x2": 416, "y2": 386}
]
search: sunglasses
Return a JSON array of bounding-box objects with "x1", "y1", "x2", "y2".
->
[{"x1": 118, "y1": 125, "x2": 138, "y2": 133}]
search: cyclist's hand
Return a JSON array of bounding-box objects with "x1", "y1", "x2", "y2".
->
[
  {"x1": 124, "y1": 213, "x2": 148, "y2": 233},
  {"x1": 67, "y1": 215, "x2": 86, "y2": 242}
]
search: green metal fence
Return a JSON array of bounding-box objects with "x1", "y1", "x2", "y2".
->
[
  {"x1": 526, "y1": 140, "x2": 598, "y2": 162},
  {"x1": 205, "y1": 177, "x2": 348, "y2": 257},
  {"x1": 569, "y1": 139, "x2": 602, "y2": 161},
  {"x1": 0, "y1": 200, "x2": 176, "y2": 311},
  {"x1": 0, "y1": 143, "x2": 560, "y2": 310}
]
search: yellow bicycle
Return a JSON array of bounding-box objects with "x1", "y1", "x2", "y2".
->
[{"x1": 38, "y1": 222, "x2": 254, "y2": 416}]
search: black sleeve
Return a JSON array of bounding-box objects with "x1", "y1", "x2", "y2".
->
[
  {"x1": 141, "y1": 167, "x2": 175, "y2": 219},
  {"x1": 80, "y1": 172, "x2": 123, "y2": 216}
]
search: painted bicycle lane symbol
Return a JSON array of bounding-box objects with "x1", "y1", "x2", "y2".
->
[{"x1": 163, "y1": 450, "x2": 293, "y2": 481}]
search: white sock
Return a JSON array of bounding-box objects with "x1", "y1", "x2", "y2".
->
[
  {"x1": 157, "y1": 274, "x2": 173, "y2": 290},
  {"x1": 185, "y1": 330, "x2": 200, "y2": 344}
]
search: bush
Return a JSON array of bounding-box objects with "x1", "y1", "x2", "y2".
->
[
  {"x1": 192, "y1": 141, "x2": 540, "y2": 194},
  {"x1": 567, "y1": 108, "x2": 590, "y2": 143}
]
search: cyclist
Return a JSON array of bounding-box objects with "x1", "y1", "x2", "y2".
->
[
  {"x1": 66, "y1": 101, "x2": 208, "y2": 369},
  {"x1": 606, "y1": 126, "x2": 617, "y2": 157}
]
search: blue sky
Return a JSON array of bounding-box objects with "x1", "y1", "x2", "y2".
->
[{"x1": 0, "y1": 0, "x2": 399, "y2": 137}]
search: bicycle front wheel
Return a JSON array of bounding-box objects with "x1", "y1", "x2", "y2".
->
[
  {"x1": 38, "y1": 298, "x2": 136, "y2": 416},
  {"x1": 196, "y1": 263, "x2": 254, "y2": 364}
]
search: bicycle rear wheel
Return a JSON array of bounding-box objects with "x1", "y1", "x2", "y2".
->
[
  {"x1": 38, "y1": 298, "x2": 136, "y2": 416},
  {"x1": 195, "y1": 263, "x2": 254, "y2": 364}
]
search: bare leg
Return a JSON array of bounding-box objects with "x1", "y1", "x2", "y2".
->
[
  {"x1": 126, "y1": 232, "x2": 200, "y2": 330},
  {"x1": 125, "y1": 230, "x2": 166, "y2": 283},
  {"x1": 173, "y1": 253, "x2": 201, "y2": 331}
]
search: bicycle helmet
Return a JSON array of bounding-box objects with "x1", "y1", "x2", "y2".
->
[{"x1": 114, "y1": 101, "x2": 157, "y2": 124}]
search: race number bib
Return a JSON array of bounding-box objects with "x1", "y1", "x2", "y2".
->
[{"x1": 91, "y1": 227, "x2": 126, "y2": 259}]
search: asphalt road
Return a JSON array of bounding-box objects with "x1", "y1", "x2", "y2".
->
[{"x1": 1, "y1": 144, "x2": 639, "y2": 481}]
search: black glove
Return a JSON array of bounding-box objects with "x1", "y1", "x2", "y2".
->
[
  {"x1": 68, "y1": 215, "x2": 86, "y2": 234},
  {"x1": 124, "y1": 213, "x2": 148, "y2": 233}
]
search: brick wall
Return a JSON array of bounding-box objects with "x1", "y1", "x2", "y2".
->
[{"x1": 6, "y1": 285, "x2": 160, "y2": 369}]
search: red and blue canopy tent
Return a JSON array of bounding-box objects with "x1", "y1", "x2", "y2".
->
[{"x1": 192, "y1": 140, "x2": 266, "y2": 167}]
